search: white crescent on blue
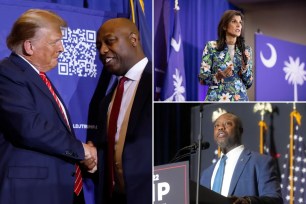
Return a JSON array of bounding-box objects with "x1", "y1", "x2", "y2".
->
[{"x1": 260, "y1": 43, "x2": 277, "y2": 68}]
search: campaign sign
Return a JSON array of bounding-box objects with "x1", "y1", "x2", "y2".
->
[{"x1": 154, "y1": 161, "x2": 189, "y2": 204}]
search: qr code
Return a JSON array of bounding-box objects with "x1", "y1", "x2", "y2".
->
[{"x1": 58, "y1": 28, "x2": 98, "y2": 78}]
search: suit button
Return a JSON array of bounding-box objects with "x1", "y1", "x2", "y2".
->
[
  {"x1": 72, "y1": 152, "x2": 79, "y2": 158},
  {"x1": 65, "y1": 150, "x2": 72, "y2": 156}
]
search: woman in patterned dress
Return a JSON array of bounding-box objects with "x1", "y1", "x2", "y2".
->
[{"x1": 198, "y1": 10, "x2": 253, "y2": 101}]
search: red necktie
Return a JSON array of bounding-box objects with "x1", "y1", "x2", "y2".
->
[
  {"x1": 107, "y1": 76, "x2": 128, "y2": 195},
  {"x1": 39, "y1": 72, "x2": 83, "y2": 196}
]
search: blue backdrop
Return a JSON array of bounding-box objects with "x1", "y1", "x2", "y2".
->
[
  {"x1": 0, "y1": 0, "x2": 152, "y2": 203},
  {"x1": 154, "y1": 0, "x2": 237, "y2": 101},
  {"x1": 256, "y1": 34, "x2": 306, "y2": 101}
]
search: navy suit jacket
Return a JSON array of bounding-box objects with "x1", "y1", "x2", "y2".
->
[
  {"x1": 200, "y1": 149, "x2": 283, "y2": 204},
  {"x1": 96, "y1": 62, "x2": 152, "y2": 204},
  {"x1": 0, "y1": 53, "x2": 85, "y2": 204}
]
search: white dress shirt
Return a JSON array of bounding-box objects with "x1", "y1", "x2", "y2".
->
[
  {"x1": 211, "y1": 145, "x2": 245, "y2": 196},
  {"x1": 110, "y1": 57, "x2": 148, "y2": 142}
]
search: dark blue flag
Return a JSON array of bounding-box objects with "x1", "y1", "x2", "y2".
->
[
  {"x1": 281, "y1": 110, "x2": 306, "y2": 203},
  {"x1": 130, "y1": 0, "x2": 152, "y2": 60},
  {"x1": 161, "y1": 6, "x2": 186, "y2": 101}
]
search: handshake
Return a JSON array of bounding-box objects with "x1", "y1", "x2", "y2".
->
[{"x1": 81, "y1": 141, "x2": 98, "y2": 173}]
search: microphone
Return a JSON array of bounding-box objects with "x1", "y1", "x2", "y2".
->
[
  {"x1": 191, "y1": 142, "x2": 210, "y2": 151},
  {"x1": 170, "y1": 142, "x2": 210, "y2": 163}
]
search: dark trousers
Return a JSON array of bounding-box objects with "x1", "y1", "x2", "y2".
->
[
  {"x1": 73, "y1": 190, "x2": 85, "y2": 204},
  {"x1": 110, "y1": 191, "x2": 127, "y2": 204}
]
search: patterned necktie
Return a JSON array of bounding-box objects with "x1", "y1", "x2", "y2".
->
[
  {"x1": 212, "y1": 155, "x2": 227, "y2": 193},
  {"x1": 39, "y1": 72, "x2": 83, "y2": 196},
  {"x1": 107, "y1": 76, "x2": 128, "y2": 195},
  {"x1": 39, "y1": 72, "x2": 70, "y2": 128}
]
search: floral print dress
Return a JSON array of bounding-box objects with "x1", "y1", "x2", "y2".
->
[{"x1": 199, "y1": 41, "x2": 253, "y2": 101}]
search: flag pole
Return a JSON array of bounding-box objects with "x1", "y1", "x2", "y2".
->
[
  {"x1": 212, "y1": 109, "x2": 226, "y2": 158},
  {"x1": 289, "y1": 102, "x2": 299, "y2": 204},
  {"x1": 289, "y1": 109, "x2": 294, "y2": 204},
  {"x1": 258, "y1": 120, "x2": 267, "y2": 154},
  {"x1": 253, "y1": 103, "x2": 272, "y2": 154},
  {"x1": 218, "y1": 147, "x2": 221, "y2": 157},
  {"x1": 129, "y1": 0, "x2": 135, "y2": 23}
]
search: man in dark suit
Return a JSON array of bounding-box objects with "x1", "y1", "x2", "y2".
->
[
  {"x1": 200, "y1": 113, "x2": 283, "y2": 204},
  {"x1": 93, "y1": 18, "x2": 152, "y2": 204},
  {"x1": 0, "y1": 9, "x2": 97, "y2": 204}
]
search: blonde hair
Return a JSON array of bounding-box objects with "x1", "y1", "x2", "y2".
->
[{"x1": 6, "y1": 9, "x2": 67, "y2": 53}]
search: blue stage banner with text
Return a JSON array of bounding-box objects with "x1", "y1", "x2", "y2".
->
[
  {"x1": 0, "y1": 1, "x2": 118, "y2": 203},
  {"x1": 255, "y1": 34, "x2": 306, "y2": 101}
]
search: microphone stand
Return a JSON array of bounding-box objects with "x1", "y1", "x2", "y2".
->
[{"x1": 196, "y1": 104, "x2": 204, "y2": 204}]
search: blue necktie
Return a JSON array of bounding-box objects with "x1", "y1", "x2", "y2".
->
[{"x1": 212, "y1": 155, "x2": 227, "y2": 193}]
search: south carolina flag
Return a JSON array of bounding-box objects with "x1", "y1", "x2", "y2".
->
[
  {"x1": 256, "y1": 34, "x2": 306, "y2": 101},
  {"x1": 161, "y1": 4, "x2": 186, "y2": 101}
]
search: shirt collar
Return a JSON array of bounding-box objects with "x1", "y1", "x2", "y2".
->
[
  {"x1": 17, "y1": 54, "x2": 40, "y2": 74},
  {"x1": 221, "y1": 145, "x2": 245, "y2": 159},
  {"x1": 121, "y1": 57, "x2": 148, "y2": 81}
]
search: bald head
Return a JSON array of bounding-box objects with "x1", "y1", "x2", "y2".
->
[
  {"x1": 96, "y1": 18, "x2": 145, "y2": 76},
  {"x1": 101, "y1": 18, "x2": 140, "y2": 37}
]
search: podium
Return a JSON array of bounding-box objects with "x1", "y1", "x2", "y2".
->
[
  {"x1": 189, "y1": 180, "x2": 233, "y2": 204},
  {"x1": 154, "y1": 161, "x2": 233, "y2": 204}
]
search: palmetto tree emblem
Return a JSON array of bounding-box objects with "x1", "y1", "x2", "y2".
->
[
  {"x1": 165, "y1": 68, "x2": 186, "y2": 101},
  {"x1": 283, "y1": 56, "x2": 306, "y2": 101}
]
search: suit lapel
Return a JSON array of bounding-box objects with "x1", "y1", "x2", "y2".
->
[
  {"x1": 10, "y1": 53, "x2": 53, "y2": 100},
  {"x1": 202, "y1": 163, "x2": 216, "y2": 188},
  {"x1": 126, "y1": 62, "x2": 152, "y2": 138},
  {"x1": 10, "y1": 53, "x2": 71, "y2": 132},
  {"x1": 51, "y1": 82, "x2": 74, "y2": 133},
  {"x1": 228, "y1": 149, "x2": 251, "y2": 195},
  {"x1": 99, "y1": 62, "x2": 152, "y2": 143},
  {"x1": 234, "y1": 46, "x2": 242, "y2": 68},
  {"x1": 100, "y1": 83, "x2": 116, "y2": 144}
]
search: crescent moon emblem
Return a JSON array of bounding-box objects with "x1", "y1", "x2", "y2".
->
[
  {"x1": 260, "y1": 43, "x2": 277, "y2": 68},
  {"x1": 171, "y1": 35, "x2": 181, "y2": 52}
]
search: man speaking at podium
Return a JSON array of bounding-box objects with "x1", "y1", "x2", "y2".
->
[{"x1": 200, "y1": 113, "x2": 283, "y2": 204}]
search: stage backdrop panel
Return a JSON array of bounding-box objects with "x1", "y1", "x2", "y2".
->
[
  {"x1": 255, "y1": 34, "x2": 306, "y2": 101},
  {"x1": 0, "y1": 1, "x2": 118, "y2": 203}
]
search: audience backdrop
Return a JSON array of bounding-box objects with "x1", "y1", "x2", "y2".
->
[
  {"x1": 154, "y1": 103, "x2": 306, "y2": 181},
  {"x1": 0, "y1": 0, "x2": 152, "y2": 204}
]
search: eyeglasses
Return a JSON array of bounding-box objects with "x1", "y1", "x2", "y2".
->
[{"x1": 214, "y1": 121, "x2": 233, "y2": 129}]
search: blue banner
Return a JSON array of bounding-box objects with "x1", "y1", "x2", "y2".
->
[
  {"x1": 255, "y1": 34, "x2": 306, "y2": 101},
  {"x1": 0, "y1": 1, "x2": 118, "y2": 203}
]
